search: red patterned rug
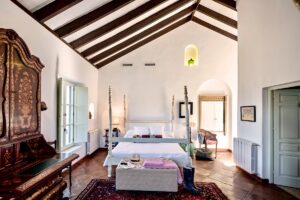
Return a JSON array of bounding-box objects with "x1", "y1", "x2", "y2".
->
[{"x1": 75, "y1": 179, "x2": 228, "y2": 200}]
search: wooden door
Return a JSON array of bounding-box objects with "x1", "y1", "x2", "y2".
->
[{"x1": 274, "y1": 89, "x2": 300, "y2": 188}]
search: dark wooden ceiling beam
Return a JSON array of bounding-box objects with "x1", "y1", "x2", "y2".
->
[
  {"x1": 213, "y1": 0, "x2": 236, "y2": 11},
  {"x1": 197, "y1": 5, "x2": 237, "y2": 28},
  {"x1": 70, "y1": 0, "x2": 167, "y2": 49},
  {"x1": 55, "y1": 0, "x2": 134, "y2": 38},
  {"x1": 192, "y1": 17, "x2": 237, "y2": 41},
  {"x1": 96, "y1": 17, "x2": 190, "y2": 69},
  {"x1": 90, "y1": 4, "x2": 196, "y2": 63},
  {"x1": 190, "y1": 0, "x2": 201, "y2": 20},
  {"x1": 33, "y1": 0, "x2": 83, "y2": 22},
  {"x1": 10, "y1": 0, "x2": 96, "y2": 67},
  {"x1": 82, "y1": 0, "x2": 193, "y2": 57}
]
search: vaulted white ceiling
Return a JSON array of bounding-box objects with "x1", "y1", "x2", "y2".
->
[{"x1": 14, "y1": 0, "x2": 237, "y2": 68}]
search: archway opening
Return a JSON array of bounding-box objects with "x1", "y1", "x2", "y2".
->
[{"x1": 197, "y1": 79, "x2": 232, "y2": 150}]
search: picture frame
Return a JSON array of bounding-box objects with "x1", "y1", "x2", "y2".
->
[
  {"x1": 240, "y1": 106, "x2": 256, "y2": 122},
  {"x1": 179, "y1": 102, "x2": 193, "y2": 118}
]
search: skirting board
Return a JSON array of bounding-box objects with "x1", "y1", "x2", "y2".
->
[
  {"x1": 207, "y1": 148, "x2": 232, "y2": 152},
  {"x1": 236, "y1": 166, "x2": 269, "y2": 184}
]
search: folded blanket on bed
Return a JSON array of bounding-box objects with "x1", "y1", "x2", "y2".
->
[
  {"x1": 143, "y1": 158, "x2": 183, "y2": 184},
  {"x1": 143, "y1": 158, "x2": 164, "y2": 168}
]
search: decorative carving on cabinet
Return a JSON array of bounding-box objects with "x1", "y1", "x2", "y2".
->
[
  {"x1": 0, "y1": 43, "x2": 8, "y2": 143},
  {"x1": 0, "y1": 28, "x2": 44, "y2": 144}
]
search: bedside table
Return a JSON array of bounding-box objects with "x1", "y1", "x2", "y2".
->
[{"x1": 104, "y1": 128, "x2": 120, "y2": 148}]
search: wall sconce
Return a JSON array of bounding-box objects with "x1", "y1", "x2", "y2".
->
[
  {"x1": 184, "y1": 44, "x2": 199, "y2": 67},
  {"x1": 41, "y1": 101, "x2": 48, "y2": 111},
  {"x1": 89, "y1": 103, "x2": 95, "y2": 119},
  {"x1": 295, "y1": 0, "x2": 300, "y2": 10}
]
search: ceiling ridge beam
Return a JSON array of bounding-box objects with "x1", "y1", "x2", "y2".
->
[
  {"x1": 55, "y1": 0, "x2": 134, "y2": 38},
  {"x1": 90, "y1": 4, "x2": 197, "y2": 64},
  {"x1": 96, "y1": 17, "x2": 190, "y2": 69},
  {"x1": 192, "y1": 17, "x2": 237, "y2": 41},
  {"x1": 82, "y1": 0, "x2": 194, "y2": 57},
  {"x1": 70, "y1": 0, "x2": 167, "y2": 49},
  {"x1": 197, "y1": 5, "x2": 237, "y2": 28},
  {"x1": 33, "y1": 0, "x2": 83, "y2": 22},
  {"x1": 190, "y1": 0, "x2": 201, "y2": 20},
  {"x1": 212, "y1": 0, "x2": 236, "y2": 11}
]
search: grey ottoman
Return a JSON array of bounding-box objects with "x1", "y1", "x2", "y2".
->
[{"x1": 116, "y1": 161, "x2": 178, "y2": 192}]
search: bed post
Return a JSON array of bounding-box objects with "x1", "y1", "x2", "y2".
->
[
  {"x1": 124, "y1": 94, "x2": 126, "y2": 132},
  {"x1": 171, "y1": 95, "x2": 175, "y2": 132},
  {"x1": 184, "y1": 86, "x2": 191, "y2": 158},
  {"x1": 108, "y1": 86, "x2": 113, "y2": 177}
]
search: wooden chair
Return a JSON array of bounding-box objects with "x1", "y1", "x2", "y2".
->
[{"x1": 199, "y1": 129, "x2": 218, "y2": 158}]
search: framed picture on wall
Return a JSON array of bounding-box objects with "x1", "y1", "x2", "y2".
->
[
  {"x1": 240, "y1": 106, "x2": 256, "y2": 122},
  {"x1": 179, "y1": 102, "x2": 193, "y2": 118}
]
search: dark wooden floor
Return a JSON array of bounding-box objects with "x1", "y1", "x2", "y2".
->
[{"x1": 64, "y1": 149, "x2": 298, "y2": 200}]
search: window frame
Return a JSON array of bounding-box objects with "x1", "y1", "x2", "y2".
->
[
  {"x1": 198, "y1": 96, "x2": 226, "y2": 135},
  {"x1": 57, "y1": 78, "x2": 88, "y2": 152}
]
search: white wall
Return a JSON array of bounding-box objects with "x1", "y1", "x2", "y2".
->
[
  {"x1": 0, "y1": 0, "x2": 98, "y2": 147},
  {"x1": 238, "y1": 0, "x2": 300, "y2": 178},
  {"x1": 98, "y1": 22, "x2": 237, "y2": 149}
]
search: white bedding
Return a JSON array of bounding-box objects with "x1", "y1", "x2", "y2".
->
[{"x1": 103, "y1": 142, "x2": 190, "y2": 167}]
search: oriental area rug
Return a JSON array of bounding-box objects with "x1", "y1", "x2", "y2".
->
[{"x1": 75, "y1": 179, "x2": 228, "y2": 200}]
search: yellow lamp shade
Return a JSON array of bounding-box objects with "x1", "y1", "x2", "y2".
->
[{"x1": 184, "y1": 44, "x2": 198, "y2": 67}]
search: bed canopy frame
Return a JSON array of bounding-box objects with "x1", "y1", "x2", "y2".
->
[{"x1": 106, "y1": 86, "x2": 192, "y2": 177}]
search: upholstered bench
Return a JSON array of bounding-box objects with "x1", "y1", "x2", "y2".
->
[{"x1": 116, "y1": 159, "x2": 178, "y2": 192}]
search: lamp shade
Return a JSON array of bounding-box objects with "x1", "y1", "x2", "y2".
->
[
  {"x1": 184, "y1": 44, "x2": 198, "y2": 67},
  {"x1": 112, "y1": 117, "x2": 120, "y2": 125}
]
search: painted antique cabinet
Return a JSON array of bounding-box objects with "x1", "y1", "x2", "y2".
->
[{"x1": 0, "y1": 29, "x2": 78, "y2": 200}]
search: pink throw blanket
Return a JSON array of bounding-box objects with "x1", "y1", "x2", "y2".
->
[
  {"x1": 143, "y1": 158, "x2": 164, "y2": 168},
  {"x1": 143, "y1": 158, "x2": 183, "y2": 184}
]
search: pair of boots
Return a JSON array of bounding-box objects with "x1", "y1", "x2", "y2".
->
[{"x1": 183, "y1": 166, "x2": 201, "y2": 195}]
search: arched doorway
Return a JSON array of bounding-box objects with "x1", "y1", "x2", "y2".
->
[{"x1": 198, "y1": 79, "x2": 232, "y2": 150}]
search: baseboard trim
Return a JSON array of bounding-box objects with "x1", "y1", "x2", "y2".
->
[
  {"x1": 236, "y1": 166, "x2": 269, "y2": 184},
  {"x1": 207, "y1": 148, "x2": 231, "y2": 152}
]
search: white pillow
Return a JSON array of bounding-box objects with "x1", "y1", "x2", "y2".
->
[
  {"x1": 124, "y1": 130, "x2": 135, "y2": 138},
  {"x1": 134, "y1": 127, "x2": 149, "y2": 135},
  {"x1": 163, "y1": 131, "x2": 174, "y2": 138},
  {"x1": 149, "y1": 126, "x2": 164, "y2": 135}
]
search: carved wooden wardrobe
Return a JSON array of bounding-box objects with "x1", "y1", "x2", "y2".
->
[{"x1": 0, "y1": 29, "x2": 78, "y2": 199}]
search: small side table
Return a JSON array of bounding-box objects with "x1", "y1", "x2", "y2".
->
[{"x1": 104, "y1": 129, "x2": 120, "y2": 148}]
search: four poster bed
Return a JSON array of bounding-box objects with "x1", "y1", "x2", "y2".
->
[{"x1": 103, "y1": 86, "x2": 192, "y2": 177}]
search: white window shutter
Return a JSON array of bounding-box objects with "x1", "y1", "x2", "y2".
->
[
  {"x1": 57, "y1": 78, "x2": 64, "y2": 152},
  {"x1": 74, "y1": 85, "x2": 88, "y2": 143}
]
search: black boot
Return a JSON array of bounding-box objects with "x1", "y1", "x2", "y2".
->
[{"x1": 183, "y1": 166, "x2": 200, "y2": 195}]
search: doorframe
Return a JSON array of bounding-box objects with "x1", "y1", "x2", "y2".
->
[{"x1": 263, "y1": 80, "x2": 300, "y2": 183}]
